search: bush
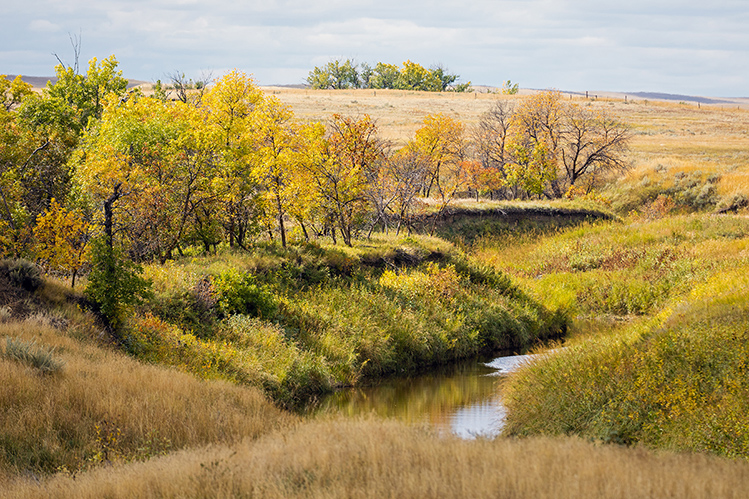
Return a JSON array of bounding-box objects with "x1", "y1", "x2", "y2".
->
[
  {"x1": 212, "y1": 269, "x2": 278, "y2": 319},
  {"x1": 3, "y1": 336, "x2": 64, "y2": 374},
  {"x1": 716, "y1": 193, "x2": 749, "y2": 213},
  {"x1": 85, "y1": 238, "x2": 152, "y2": 330},
  {"x1": 2, "y1": 259, "x2": 43, "y2": 292}
]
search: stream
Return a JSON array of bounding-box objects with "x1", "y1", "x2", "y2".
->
[{"x1": 305, "y1": 353, "x2": 536, "y2": 439}]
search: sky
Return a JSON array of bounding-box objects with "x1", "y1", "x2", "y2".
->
[{"x1": 2, "y1": 0, "x2": 748, "y2": 97}]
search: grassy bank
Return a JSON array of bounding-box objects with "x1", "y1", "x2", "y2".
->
[
  {"x1": 127, "y1": 234, "x2": 566, "y2": 407},
  {"x1": 486, "y1": 213, "x2": 749, "y2": 457},
  {"x1": 420, "y1": 198, "x2": 616, "y2": 244}
]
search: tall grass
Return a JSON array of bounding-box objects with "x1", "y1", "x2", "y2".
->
[
  {"x1": 0, "y1": 317, "x2": 294, "y2": 480},
  {"x1": 474, "y1": 214, "x2": 748, "y2": 317},
  {"x1": 3, "y1": 336, "x2": 64, "y2": 374},
  {"x1": 6, "y1": 419, "x2": 749, "y2": 498}
]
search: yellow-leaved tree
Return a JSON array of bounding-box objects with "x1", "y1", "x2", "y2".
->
[
  {"x1": 249, "y1": 96, "x2": 304, "y2": 247},
  {"x1": 202, "y1": 70, "x2": 265, "y2": 249},
  {"x1": 33, "y1": 198, "x2": 90, "y2": 288},
  {"x1": 505, "y1": 90, "x2": 562, "y2": 198},
  {"x1": 302, "y1": 114, "x2": 383, "y2": 246},
  {"x1": 408, "y1": 113, "x2": 467, "y2": 234}
]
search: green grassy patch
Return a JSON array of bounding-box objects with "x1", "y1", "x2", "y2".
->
[{"x1": 131, "y1": 234, "x2": 565, "y2": 407}]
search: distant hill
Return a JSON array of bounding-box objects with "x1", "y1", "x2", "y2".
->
[
  {"x1": 3, "y1": 74, "x2": 148, "y2": 89},
  {"x1": 626, "y1": 92, "x2": 734, "y2": 105},
  {"x1": 564, "y1": 89, "x2": 747, "y2": 106}
]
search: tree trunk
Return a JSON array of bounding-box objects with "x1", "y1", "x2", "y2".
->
[{"x1": 276, "y1": 194, "x2": 286, "y2": 247}]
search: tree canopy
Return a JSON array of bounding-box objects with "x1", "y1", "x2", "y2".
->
[{"x1": 306, "y1": 59, "x2": 471, "y2": 92}]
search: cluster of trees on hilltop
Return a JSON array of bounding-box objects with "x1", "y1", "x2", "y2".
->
[
  {"x1": 306, "y1": 59, "x2": 472, "y2": 92},
  {"x1": 1, "y1": 56, "x2": 629, "y2": 326}
]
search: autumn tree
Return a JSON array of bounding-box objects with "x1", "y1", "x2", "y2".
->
[
  {"x1": 250, "y1": 96, "x2": 307, "y2": 247},
  {"x1": 33, "y1": 198, "x2": 91, "y2": 287},
  {"x1": 368, "y1": 63, "x2": 401, "y2": 90},
  {"x1": 430, "y1": 64, "x2": 460, "y2": 92},
  {"x1": 307, "y1": 60, "x2": 468, "y2": 92},
  {"x1": 307, "y1": 59, "x2": 360, "y2": 89},
  {"x1": 396, "y1": 60, "x2": 441, "y2": 92},
  {"x1": 559, "y1": 103, "x2": 630, "y2": 193},
  {"x1": 474, "y1": 100, "x2": 516, "y2": 199},
  {"x1": 75, "y1": 94, "x2": 223, "y2": 263},
  {"x1": 0, "y1": 92, "x2": 37, "y2": 255},
  {"x1": 1, "y1": 75, "x2": 33, "y2": 111},
  {"x1": 45, "y1": 55, "x2": 129, "y2": 133},
  {"x1": 130, "y1": 102, "x2": 220, "y2": 262},
  {"x1": 412, "y1": 113, "x2": 465, "y2": 191},
  {"x1": 72, "y1": 94, "x2": 158, "y2": 329},
  {"x1": 371, "y1": 147, "x2": 429, "y2": 235},
  {"x1": 303, "y1": 114, "x2": 383, "y2": 246},
  {"x1": 504, "y1": 135, "x2": 557, "y2": 198},
  {"x1": 0, "y1": 56, "x2": 128, "y2": 258},
  {"x1": 461, "y1": 160, "x2": 504, "y2": 202},
  {"x1": 477, "y1": 90, "x2": 630, "y2": 199},
  {"x1": 409, "y1": 113, "x2": 467, "y2": 234},
  {"x1": 202, "y1": 70, "x2": 265, "y2": 249}
]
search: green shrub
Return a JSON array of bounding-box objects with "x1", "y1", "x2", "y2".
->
[
  {"x1": 212, "y1": 269, "x2": 278, "y2": 319},
  {"x1": 85, "y1": 238, "x2": 152, "y2": 330},
  {"x1": 716, "y1": 193, "x2": 749, "y2": 213}
]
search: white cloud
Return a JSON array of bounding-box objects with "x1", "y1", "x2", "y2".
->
[
  {"x1": 28, "y1": 19, "x2": 61, "y2": 32},
  {"x1": 2, "y1": 0, "x2": 748, "y2": 95}
]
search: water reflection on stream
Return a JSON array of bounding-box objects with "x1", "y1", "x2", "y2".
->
[{"x1": 306, "y1": 353, "x2": 535, "y2": 439}]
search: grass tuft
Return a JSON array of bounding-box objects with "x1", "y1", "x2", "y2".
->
[{"x1": 3, "y1": 337, "x2": 64, "y2": 374}]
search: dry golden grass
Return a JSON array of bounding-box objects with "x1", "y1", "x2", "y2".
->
[
  {"x1": 0, "y1": 315, "x2": 295, "y2": 482},
  {"x1": 262, "y1": 86, "x2": 514, "y2": 145},
  {"x1": 6, "y1": 418, "x2": 749, "y2": 498}
]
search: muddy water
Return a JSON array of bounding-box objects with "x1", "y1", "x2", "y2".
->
[{"x1": 306, "y1": 353, "x2": 534, "y2": 439}]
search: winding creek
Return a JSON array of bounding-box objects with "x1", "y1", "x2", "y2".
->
[{"x1": 305, "y1": 353, "x2": 536, "y2": 438}]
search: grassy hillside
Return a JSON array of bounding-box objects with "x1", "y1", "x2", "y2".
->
[
  {"x1": 479, "y1": 213, "x2": 749, "y2": 457},
  {"x1": 6, "y1": 419, "x2": 749, "y2": 498}
]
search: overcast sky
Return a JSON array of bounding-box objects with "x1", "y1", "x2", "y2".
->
[{"x1": 3, "y1": 1, "x2": 748, "y2": 96}]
